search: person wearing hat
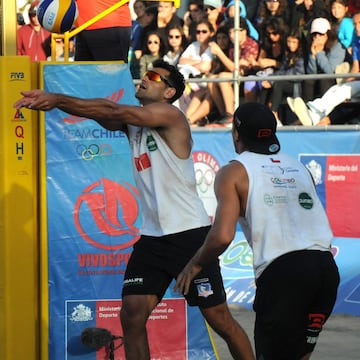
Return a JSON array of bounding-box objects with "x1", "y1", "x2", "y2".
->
[
  {"x1": 203, "y1": 0, "x2": 225, "y2": 31},
  {"x1": 303, "y1": 17, "x2": 346, "y2": 101},
  {"x1": 17, "y1": 0, "x2": 51, "y2": 61},
  {"x1": 175, "y1": 102, "x2": 339, "y2": 359}
]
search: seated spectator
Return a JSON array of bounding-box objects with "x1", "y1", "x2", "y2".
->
[
  {"x1": 210, "y1": 25, "x2": 233, "y2": 74},
  {"x1": 302, "y1": 17, "x2": 346, "y2": 101},
  {"x1": 156, "y1": 1, "x2": 184, "y2": 51},
  {"x1": 254, "y1": 0, "x2": 291, "y2": 34},
  {"x1": 139, "y1": 31, "x2": 166, "y2": 76},
  {"x1": 286, "y1": 11, "x2": 360, "y2": 125},
  {"x1": 163, "y1": 25, "x2": 188, "y2": 66},
  {"x1": 255, "y1": 16, "x2": 289, "y2": 105},
  {"x1": 207, "y1": 17, "x2": 259, "y2": 125},
  {"x1": 261, "y1": 29, "x2": 305, "y2": 123},
  {"x1": 183, "y1": 0, "x2": 206, "y2": 43},
  {"x1": 330, "y1": 0, "x2": 354, "y2": 61},
  {"x1": 289, "y1": 0, "x2": 331, "y2": 38},
  {"x1": 132, "y1": 5, "x2": 159, "y2": 78},
  {"x1": 178, "y1": 20, "x2": 215, "y2": 88},
  {"x1": 223, "y1": 0, "x2": 259, "y2": 40},
  {"x1": 203, "y1": 0, "x2": 225, "y2": 33},
  {"x1": 185, "y1": 25, "x2": 233, "y2": 126},
  {"x1": 17, "y1": 1, "x2": 51, "y2": 61}
]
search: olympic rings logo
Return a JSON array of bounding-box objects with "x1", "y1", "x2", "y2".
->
[
  {"x1": 76, "y1": 143, "x2": 112, "y2": 160},
  {"x1": 195, "y1": 168, "x2": 215, "y2": 193}
]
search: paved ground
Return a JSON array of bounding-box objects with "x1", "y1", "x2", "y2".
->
[{"x1": 211, "y1": 305, "x2": 360, "y2": 359}]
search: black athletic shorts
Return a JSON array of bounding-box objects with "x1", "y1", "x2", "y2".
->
[
  {"x1": 74, "y1": 27, "x2": 131, "y2": 62},
  {"x1": 121, "y1": 226, "x2": 226, "y2": 308},
  {"x1": 253, "y1": 249, "x2": 340, "y2": 360}
]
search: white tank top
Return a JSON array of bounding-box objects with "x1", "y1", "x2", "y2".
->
[
  {"x1": 128, "y1": 125, "x2": 210, "y2": 236},
  {"x1": 235, "y1": 151, "x2": 333, "y2": 279}
]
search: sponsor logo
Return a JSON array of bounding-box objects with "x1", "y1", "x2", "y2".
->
[
  {"x1": 264, "y1": 193, "x2": 288, "y2": 206},
  {"x1": 10, "y1": 72, "x2": 25, "y2": 81},
  {"x1": 298, "y1": 192, "x2": 314, "y2": 209},
  {"x1": 74, "y1": 178, "x2": 141, "y2": 250},
  {"x1": 123, "y1": 277, "x2": 144, "y2": 287},
  {"x1": 270, "y1": 177, "x2": 296, "y2": 185}
]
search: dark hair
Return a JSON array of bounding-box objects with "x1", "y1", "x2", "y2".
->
[
  {"x1": 143, "y1": 31, "x2": 166, "y2": 56},
  {"x1": 152, "y1": 59, "x2": 185, "y2": 103}
]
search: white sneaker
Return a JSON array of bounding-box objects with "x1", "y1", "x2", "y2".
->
[
  {"x1": 293, "y1": 97, "x2": 313, "y2": 126},
  {"x1": 287, "y1": 97, "x2": 296, "y2": 113}
]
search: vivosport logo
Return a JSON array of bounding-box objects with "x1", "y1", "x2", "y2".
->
[{"x1": 74, "y1": 178, "x2": 141, "y2": 250}]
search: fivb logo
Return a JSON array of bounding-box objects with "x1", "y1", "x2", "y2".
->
[
  {"x1": 74, "y1": 178, "x2": 141, "y2": 250},
  {"x1": 10, "y1": 72, "x2": 25, "y2": 81}
]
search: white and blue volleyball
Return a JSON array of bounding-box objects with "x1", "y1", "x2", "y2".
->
[{"x1": 37, "y1": 0, "x2": 78, "y2": 33}]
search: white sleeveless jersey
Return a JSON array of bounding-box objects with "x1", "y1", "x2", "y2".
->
[
  {"x1": 128, "y1": 125, "x2": 210, "y2": 236},
  {"x1": 235, "y1": 151, "x2": 333, "y2": 279}
]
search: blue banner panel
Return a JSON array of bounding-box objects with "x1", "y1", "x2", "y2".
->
[
  {"x1": 191, "y1": 129, "x2": 360, "y2": 316},
  {"x1": 43, "y1": 64, "x2": 215, "y2": 359}
]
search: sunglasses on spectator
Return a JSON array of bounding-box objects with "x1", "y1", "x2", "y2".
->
[
  {"x1": 143, "y1": 70, "x2": 172, "y2": 87},
  {"x1": 266, "y1": 0, "x2": 279, "y2": 2},
  {"x1": 204, "y1": 5, "x2": 216, "y2": 11},
  {"x1": 29, "y1": 11, "x2": 37, "y2": 17},
  {"x1": 267, "y1": 30, "x2": 279, "y2": 36},
  {"x1": 197, "y1": 29, "x2": 209, "y2": 34},
  {"x1": 148, "y1": 40, "x2": 159, "y2": 44},
  {"x1": 169, "y1": 35, "x2": 181, "y2": 39}
]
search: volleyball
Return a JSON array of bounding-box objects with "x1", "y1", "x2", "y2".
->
[{"x1": 37, "y1": 0, "x2": 78, "y2": 33}]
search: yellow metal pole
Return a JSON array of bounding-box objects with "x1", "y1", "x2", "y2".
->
[{"x1": 1, "y1": 0, "x2": 17, "y2": 55}]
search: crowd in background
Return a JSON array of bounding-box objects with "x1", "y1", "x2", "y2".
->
[{"x1": 16, "y1": 0, "x2": 360, "y2": 126}]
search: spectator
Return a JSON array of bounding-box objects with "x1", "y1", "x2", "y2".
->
[
  {"x1": 302, "y1": 17, "x2": 346, "y2": 101},
  {"x1": 185, "y1": 25, "x2": 233, "y2": 127},
  {"x1": 210, "y1": 25, "x2": 233, "y2": 75},
  {"x1": 261, "y1": 29, "x2": 305, "y2": 124},
  {"x1": 130, "y1": 0, "x2": 150, "y2": 78},
  {"x1": 156, "y1": 1, "x2": 184, "y2": 51},
  {"x1": 330, "y1": 0, "x2": 354, "y2": 60},
  {"x1": 17, "y1": 12, "x2": 25, "y2": 29},
  {"x1": 223, "y1": 0, "x2": 259, "y2": 41},
  {"x1": 47, "y1": 38, "x2": 75, "y2": 62},
  {"x1": 254, "y1": 0, "x2": 291, "y2": 33},
  {"x1": 207, "y1": 17, "x2": 259, "y2": 124},
  {"x1": 183, "y1": 0, "x2": 206, "y2": 43},
  {"x1": 256, "y1": 17, "x2": 289, "y2": 105},
  {"x1": 163, "y1": 24, "x2": 187, "y2": 66},
  {"x1": 289, "y1": 0, "x2": 331, "y2": 41},
  {"x1": 287, "y1": 12, "x2": 360, "y2": 125},
  {"x1": 178, "y1": 20, "x2": 215, "y2": 90},
  {"x1": 131, "y1": 0, "x2": 147, "y2": 57},
  {"x1": 17, "y1": 1, "x2": 51, "y2": 61},
  {"x1": 204, "y1": 0, "x2": 225, "y2": 32},
  {"x1": 74, "y1": 0, "x2": 131, "y2": 61},
  {"x1": 241, "y1": 0, "x2": 262, "y2": 21},
  {"x1": 139, "y1": 31, "x2": 165, "y2": 76}
]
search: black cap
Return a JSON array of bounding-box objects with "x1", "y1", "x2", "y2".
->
[{"x1": 233, "y1": 102, "x2": 280, "y2": 155}]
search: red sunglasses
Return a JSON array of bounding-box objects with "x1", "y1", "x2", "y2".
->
[{"x1": 143, "y1": 70, "x2": 172, "y2": 87}]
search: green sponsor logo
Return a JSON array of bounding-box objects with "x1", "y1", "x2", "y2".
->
[{"x1": 298, "y1": 192, "x2": 313, "y2": 209}]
